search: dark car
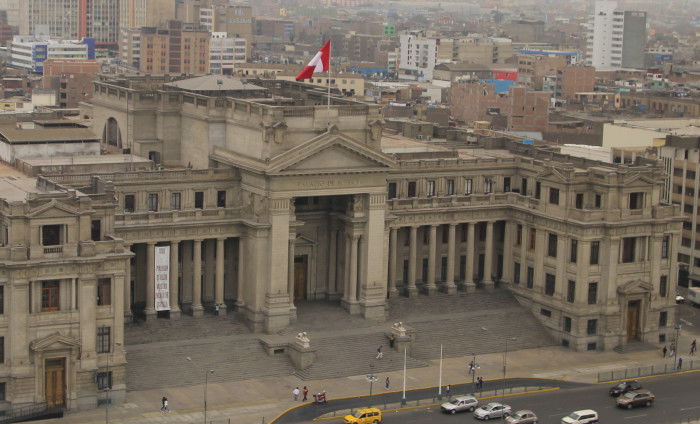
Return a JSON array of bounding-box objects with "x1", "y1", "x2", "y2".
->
[
  {"x1": 609, "y1": 380, "x2": 641, "y2": 397},
  {"x1": 616, "y1": 390, "x2": 655, "y2": 409}
]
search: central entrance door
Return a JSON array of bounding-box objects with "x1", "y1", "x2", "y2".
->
[
  {"x1": 627, "y1": 300, "x2": 641, "y2": 340},
  {"x1": 294, "y1": 255, "x2": 308, "y2": 301},
  {"x1": 45, "y1": 358, "x2": 66, "y2": 408}
]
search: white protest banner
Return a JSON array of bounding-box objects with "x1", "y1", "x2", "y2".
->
[{"x1": 155, "y1": 245, "x2": 170, "y2": 311}]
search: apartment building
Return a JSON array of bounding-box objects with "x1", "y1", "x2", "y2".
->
[
  {"x1": 209, "y1": 32, "x2": 246, "y2": 75},
  {"x1": 9, "y1": 36, "x2": 96, "y2": 73},
  {"x1": 585, "y1": 1, "x2": 647, "y2": 70},
  {"x1": 41, "y1": 59, "x2": 100, "y2": 108}
]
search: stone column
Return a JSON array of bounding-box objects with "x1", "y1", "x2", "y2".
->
[
  {"x1": 215, "y1": 237, "x2": 226, "y2": 315},
  {"x1": 204, "y1": 239, "x2": 215, "y2": 302},
  {"x1": 113, "y1": 274, "x2": 125, "y2": 349},
  {"x1": 576, "y1": 240, "x2": 590, "y2": 304},
  {"x1": 555, "y1": 234, "x2": 567, "y2": 299},
  {"x1": 502, "y1": 221, "x2": 514, "y2": 284},
  {"x1": 343, "y1": 233, "x2": 351, "y2": 302},
  {"x1": 349, "y1": 235, "x2": 359, "y2": 303},
  {"x1": 182, "y1": 241, "x2": 193, "y2": 305},
  {"x1": 79, "y1": 277, "x2": 97, "y2": 369},
  {"x1": 483, "y1": 221, "x2": 494, "y2": 287},
  {"x1": 465, "y1": 222, "x2": 476, "y2": 291},
  {"x1": 446, "y1": 223, "x2": 457, "y2": 294},
  {"x1": 328, "y1": 228, "x2": 338, "y2": 298},
  {"x1": 124, "y1": 244, "x2": 132, "y2": 322},
  {"x1": 407, "y1": 226, "x2": 418, "y2": 297},
  {"x1": 169, "y1": 240, "x2": 181, "y2": 319},
  {"x1": 145, "y1": 242, "x2": 156, "y2": 318},
  {"x1": 605, "y1": 237, "x2": 620, "y2": 303},
  {"x1": 358, "y1": 234, "x2": 368, "y2": 301},
  {"x1": 388, "y1": 227, "x2": 398, "y2": 297},
  {"x1": 519, "y1": 224, "x2": 528, "y2": 286},
  {"x1": 235, "y1": 237, "x2": 245, "y2": 309},
  {"x1": 288, "y1": 236, "x2": 296, "y2": 315},
  {"x1": 650, "y1": 236, "x2": 662, "y2": 299},
  {"x1": 192, "y1": 239, "x2": 203, "y2": 317},
  {"x1": 426, "y1": 224, "x2": 438, "y2": 295},
  {"x1": 534, "y1": 228, "x2": 545, "y2": 291}
]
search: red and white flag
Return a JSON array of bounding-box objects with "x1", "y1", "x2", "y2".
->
[{"x1": 295, "y1": 40, "x2": 330, "y2": 81}]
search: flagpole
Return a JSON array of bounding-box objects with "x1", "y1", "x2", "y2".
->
[{"x1": 327, "y1": 40, "x2": 331, "y2": 131}]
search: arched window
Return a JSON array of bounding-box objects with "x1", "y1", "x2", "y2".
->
[{"x1": 102, "y1": 117, "x2": 122, "y2": 148}]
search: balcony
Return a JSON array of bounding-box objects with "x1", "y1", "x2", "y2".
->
[{"x1": 115, "y1": 206, "x2": 245, "y2": 227}]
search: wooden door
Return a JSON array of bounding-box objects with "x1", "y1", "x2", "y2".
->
[
  {"x1": 294, "y1": 255, "x2": 307, "y2": 301},
  {"x1": 45, "y1": 358, "x2": 65, "y2": 408},
  {"x1": 627, "y1": 300, "x2": 641, "y2": 340}
]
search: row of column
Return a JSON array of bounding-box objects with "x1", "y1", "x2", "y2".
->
[
  {"x1": 388, "y1": 221, "x2": 507, "y2": 295},
  {"x1": 124, "y1": 238, "x2": 245, "y2": 319}
]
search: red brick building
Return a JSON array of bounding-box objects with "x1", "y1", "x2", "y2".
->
[
  {"x1": 449, "y1": 82, "x2": 549, "y2": 132},
  {"x1": 41, "y1": 59, "x2": 100, "y2": 108}
]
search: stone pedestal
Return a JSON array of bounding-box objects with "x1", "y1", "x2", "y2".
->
[
  {"x1": 215, "y1": 304, "x2": 227, "y2": 316},
  {"x1": 445, "y1": 283, "x2": 457, "y2": 295},
  {"x1": 462, "y1": 281, "x2": 476, "y2": 293},
  {"x1": 288, "y1": 333, "x2": 316, "y2": 370},
  {"x1": 169, "y1": 310, "x2": 181, "y2": 320},
  {"x1": 406, "y1": 286, "x2": 419, "y2": 297},
  {"x1": 389, "y1": 322, "x2": 415, "y2": 355},
  {"x1": 423, "y1": 285, "x2": 438, "y2": 296},
  {"x1": 191, "y1": 305, "x2": 204, "y2": 317}
]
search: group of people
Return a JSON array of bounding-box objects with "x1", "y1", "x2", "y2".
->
[{"x1": 661, "y1": 339, "x2": 696, "y2": 359}]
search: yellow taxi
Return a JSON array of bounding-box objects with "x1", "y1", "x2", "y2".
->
[{"x1": 343, "y1": 407, "x2": 382, "y2": 424}]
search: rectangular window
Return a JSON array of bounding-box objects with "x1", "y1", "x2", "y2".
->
[
  {"x1": 0, "y1": 381, "x2": 4, "y2": 400},
  {"x1": 388, "y1": 182, "x2": 397, "y2": 199},
  {"x1": 124, "y1": 194, "x2": 135, "y2": 212},
  {"x1": 441, "y1": 257, "x2": 447, "y2": 281},
  {"x1": 529, "y1": 228, "x2": 536, "y2": 250},
  {"x1": 590, "y1": 241, "x2": 600, "y2": 265},
  {"x1": 549, "y1": 187, "x2": 560, "y2": 205},
  {"x1": 0, "y1": 285, "x2": 4, "y2": 315},
  {"x1": 594, "y1": 194, "x2": 602, "y2": 208},
  {"x1": 661, "y1": 236, "x2": 669, "y2": 259},
  {"x1": 548, "y1": 233, "x2": 558, "y2": 257},
  {"x1": 442, "y1": 225, "x2": 448, "y2": 243},
  {"x1": 567, "y1": 280, "x2": 576, "y2": 303},
  {"x1": 622, "y1": 237, "x2": 636, "y2": 263},
  {"x1": 194, "y1": 191, "x2": 204, "y2": 209},
  {"x1": 521, "y1": 178, "x2": 528, "y2": 195},
  {"x1": 545, "y1": 273, "x2": 555, "y2": 296},
  {"x1": 408, "y1": 181, "x2": 417, "y2": 197},
  {"x1": 41, "y1": 280, "x2": 60, "y2": 312},
  {"x1": 575, "y1": 193, "x2": 584, "y2": 209},
  {"x1": 526, "y1": 267, "x2": 534, "y2": 288},
  {"x1": 171, "y1": 192, "x2": 181, "y2": 210},
  {"x1": 535, "y1": 181, "x2": 541, "y2": 199},
  {"x1": 563, "y1": 316, "x2": 572, "y2": 333},
  {"x1": 659, "y1": 275, "x2": 668, "y2": 297},
  {"x1": 540, "y1": 308, "x2": 551, "y2": 317},
  {"x1": 148, "y1": 193, "x2": 159, "y2": 211},
  {"x1": 96, "y1": 371, "x2": 112, "y2": 390},
  {"x1": 587, "y1": 342, "x2": 597, "y2": 351},
  {"x1": 503, "y1": 177, "x2": 511, "y2": 192},
  {"x1": 570, "y1": 239, "x2": 578, "y2": 263},
  {"x1": 659, "y1": 311, "x2": 668, "y2": 327},
  {"x1": 514, "y1": 263, "x2": 520, "y2": 284},
  {"x1": 446, "y1": 179, "x2": 454, "y2": 195},
  {"x1": 465, "y1": 178, "x2": 473, "y2": 195},
  {"x1": 42, "y1": 224, "x2": 62, "y2": 246},
  {"x1": 97, "y1": 278, "x2": 111, "y2": 306},
  {"x1": 516, "y1": 225, "x2": 522, "y2": 245},
  {"x1": 217, "y1": 190, "x2": 226, "y2": 207},
  {"x1": 484, "y1": 178, "x2": 493, "y2": 194},
  {"x1": 587, "y1": 319, "x2": 597, "y2": 335},
  {"x1": 91, "y1": 220, "x2": 101, "y2": 241},
  {"x1": 629, "y1": 192, "x2": 644, "y2": 209},
  {"x1": 0, "y1": 337, "x2": 3, "y2": 363},
  {"x1": 427, "y1": 180, "x2": 436, "y2": 197},
  {"x1": 587, "y1": 282, "x2": 598, "y2": 304},
  {"x1": 97, "y1": 327, "x2": 111, "y2": 353}
]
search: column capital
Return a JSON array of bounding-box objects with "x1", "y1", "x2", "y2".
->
[
  {"x1": 146, "y1": 241, "x2": 157, "y2": 247},
  {"x1": 430, "y1": 223, "x2": 439, "y2": 228},
  {"x1": 448, "y1": 223, "x2": 457, "y2": 228}
]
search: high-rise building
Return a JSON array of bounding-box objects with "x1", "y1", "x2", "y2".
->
[
  {"x1": 399, "y1": 31, "x2": 438, "y2": 80},
  {"x1": 119, "y1": 0, "x2": 177, "y2": 32},
  {"x1": 82, "y1": 0, "x2": 120, "y2": 48},
  {"x1": 0, "y1": 0, "x2": 20, "y2": 27},
  {"x1": 209, "y1": 32, "x2": 246, "y2": 74},
  {"x1": 585, "y1": 1, "x2": 646, "y2": 70}
]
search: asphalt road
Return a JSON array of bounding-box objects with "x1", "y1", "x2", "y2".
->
[{"x1": 384, "y1": 372, "x2": 700, "y2": 424}]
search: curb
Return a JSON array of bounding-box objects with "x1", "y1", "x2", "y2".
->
[{"x1": 595, "y1": 367, "x2": 700, "y2": 385}]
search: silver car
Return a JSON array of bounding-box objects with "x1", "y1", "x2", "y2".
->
[
  {"x1": 506, "y1": 410, "x2": 539, "y2": 424},
  {"x1": 474, "y1": 402, "x2": 513, "y2": 420},
  {"x1": 440, "y1": 395, "x2": 478, "y2": 414}
]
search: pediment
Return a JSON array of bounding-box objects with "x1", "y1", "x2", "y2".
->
[
  {"x1": 27, "y1": 199, "x2": 80, "y2": 218},
  {"x1": 294, "y1": 233, "x2": 315, "y2": 246},
  {"x1": 535, "y1": 167, "x2": 568, "y2": 182},
  {"x1": 621, "y1": 172, "x2": 656, "y2": 186},
  {"x1": 617, "y1": 279, "x2": 653, "y2": 296},
  {"x1": 286, "y1": 144, "x2": 388, "y2": 171},
  {"x1": 30, "y1": 332, "x2": 81, "y2": 352}
]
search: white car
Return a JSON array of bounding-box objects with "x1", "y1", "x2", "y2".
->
[
  {"x1": 474, "y1": 402, "x2": 513, "y2": 420},
  {"x1": 440, "y1": 395, "x2": 478, "y2": 414},
  {"x1": 561, "y1": 409, "x2": 599, "y2": 424}
]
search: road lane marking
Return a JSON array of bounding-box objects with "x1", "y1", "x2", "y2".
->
[
  {"x1": 624, "y1": 414, "x2": 647, "y2": 419},
  {"x1": 681, "y1": 405, "x2": 700, "y2": 411}
]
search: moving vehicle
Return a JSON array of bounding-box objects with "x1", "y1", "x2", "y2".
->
[
  {"x1": 687, "y1": 287, "x2": 700, "y2": 306},
  {"x1": 561, "y1": 409, "x2": 599, "y2": 424},
  {"x1": 343, "y1": 408, "x2": 382, "y2": 424},
  {"x1": 609, "y1": 380, "x2": 641, "y2": 397},
  {"x1": 440, "y1": 395, "x2": 478, "y2": 414},
  {"x1": 505, "y1": 409, "x2": 538, "y2": 423},
  {"x1": 616, "y1": 390, "x2": 655, "y2": 409},
  {"x1": 474, "y1": 402, "x2": 513, "y2": 420}
]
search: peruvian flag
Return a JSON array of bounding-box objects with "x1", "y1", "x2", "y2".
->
[{"x1": 295, "y1": 40, "x2": 330, "y2": 81}]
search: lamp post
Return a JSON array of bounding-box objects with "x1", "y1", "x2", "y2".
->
[
  {"x1": 366, "y1": 362, "x2": 378, "y2": 405},
  {"x1": 673, "y1": 323, "x2": 682, "y2": 369},
  {"x1": 105, "y1": 342, "x2": 121, "y2": 424},
  {"x1": 187, "y1": 357, "x2": 214, "y2": 424},
  {"x1": 438, "y1": 344, "x2": 443, "y2": 400},
  {"x1": 502, "y1": 337, "x2": 516, "y2": 422},
  {"x1": 401, "y1": 347, "x2": 407, "y2": 406},
  {"x1": 469, "y1": 353, "x2": 480, "y2": 388}
]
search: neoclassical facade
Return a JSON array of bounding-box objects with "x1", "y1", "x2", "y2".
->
[{"x1": 0, "y1": 75, "x2": 683, "y2": 413}]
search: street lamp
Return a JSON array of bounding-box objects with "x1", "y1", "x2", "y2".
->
[
  {"x1": 366, "y1": 362, "x2": 378, "y2": 405},
  {"x1": 105, "y1": 342, "x2": 122, "y2": 424},
  {"x1": 469, "y1": 352, "x2": 480, "y2": 388},
  {"x1": 673, "y1": 323, "x2": 682, "y2": 369},
  {"x1": 502, "y1": 337, "x2": 517, "y2": 422},
  {"x1": 187, "y1": 357, "x2": 214, "y2": 424}
]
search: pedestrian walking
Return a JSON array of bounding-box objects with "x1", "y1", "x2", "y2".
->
[
  {"x1": 662, "y1": 345, "x2": 667, "y2": 358},
  {"x1": 292, "y1": 387, "x2": 300, "y2": 401},
  {"x1": 445, "y1": 384, "x2": 451, "y2": 398},
  {"x1": 303, "y1": 386, "x2": 309, "y2": 401},
  {"x1": 388, "y1": 334, "x2": 395, "y2": 349},
  {"x1": 385, "y1": 377, "x2": 390, "y2": 390},
  {"x1": 691, "y1": 339, "x2": 697, "y2": 356},
  {"x1": 477, "y1": 377, "x2": 484, "y2": 390},
  {"x1": 160, "y1": 396, "x2": 167, "y2": 412},
  {"x1": 678, "y1": 357, "x2": 683, "y2": 370},
  {"x1": 376, "y1": 345, "x2": 384, "y2": 359},
  {"x1": 670, "y1": 344, "x2": 675, "y2": 358}
]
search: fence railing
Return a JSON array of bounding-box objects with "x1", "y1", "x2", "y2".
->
[{"x1": 597, "y1": 358, "x2": 699, "y2": 382}]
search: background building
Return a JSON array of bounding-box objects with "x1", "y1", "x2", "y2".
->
[
  {"x1": 399, "y1": 31, "x2": 438, "y2": 80},
  {"x1": 209, "y1": 32, "x2": 246, "y2": 74},
  {"x1": 41, "y1": 59, "x2": 100, "y2": 108},
  {"x1": 9, "y1": 36, "x2": 96, "y2": 73},
  {"x1": 586, "y1": 1, "x2": 647, "y2": 70}
]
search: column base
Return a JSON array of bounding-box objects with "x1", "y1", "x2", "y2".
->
[
  {"x1": 444, "y1": 282, "x2": 457, "y2": 295},
  {"x1": 235, "y1": 300, "x2": 245, "y2": 311},
  {"x1": 327, "y1": 293, "x2": 343, "y2": 301},
  {"x1": 124, "y1": 312, "x2": 133, "y2": 324},
  {"x1": 144, "y1": 308, "x2": 157, "y2": 319},
  {"x1": 341, "y1": 299, "x2": 361, "y2": 315},
  {"x1": 191, "y1": 305, "x2": 204, "y2": 317},
  {"x1": 482, "y1": 280, "x2": 495, "y2": 289},
  {"x1": 423, "y1": 284, "x2": 438, "y2": 296},
  {"x1": 388, "y1": 287, "x2": 399, "y2": 297},
  {"x1": 462, "y1": 282, "x2": 476, "y2": 293},
  {"x1": 169, "y1": 309, "x2": 181, "y2": 320},
  {"x1": 406, "y1": 286, "x2": 418, "y2": 297},
  {"x1": 215, "y1": 304, "x2": 227, "y2": 316},
  {"x1": 289, "y1": 304, "x2": 297, "y2": 322}
]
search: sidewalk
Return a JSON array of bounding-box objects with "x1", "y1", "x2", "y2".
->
[{"x1": 33, "y1": 328, "x2": 700, "y2": 424}]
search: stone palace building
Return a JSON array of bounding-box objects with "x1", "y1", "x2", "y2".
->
[{"x1": 0, "y1": 74, "x2": 682, "y2": 413}]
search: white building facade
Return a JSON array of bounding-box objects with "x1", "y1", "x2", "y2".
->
[
  {"x1": 209, "y1": 32, "x2": 246, "y2": 75},
  {"x1": 9, "y1": 36, "x2": 93, "y2": 73},
  {"x1": 399, "y1": 31, "x2": 438, "y2": 81},
  {"x1": 586, "y1": 1, "x2": 647, "y2": 70}
]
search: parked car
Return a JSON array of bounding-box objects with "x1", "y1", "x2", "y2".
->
[
  {"x1": 505, "y1": 409, "x2": 538, "y2": 424},
  {"x1": 676, "y1": 294, "x2": 685, "y2": 304},
  {"x1": 561, "y1": 409, "x2": 599, "y2": 424},
  {"x1": 343, "y1": 408, "x2": 382, "y2": 424},
  {"x1": 609, "y1": 380, "x2": 641, "y2": 397},
  {"x1": 474, "y1": 402, "x2": 513, "y2": 420},
  {"x1": 616, "y1": 390, "x2": 655, "y2": 409},
  {"x1": 440, "y1": 395, "x2": 478, "y2": 414}
]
